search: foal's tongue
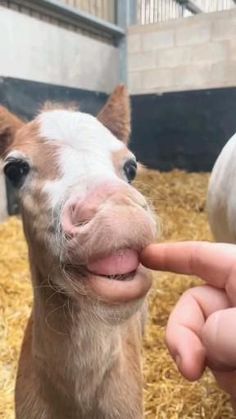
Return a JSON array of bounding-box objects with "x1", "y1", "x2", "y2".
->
[{"x1": 87, "y1": 249, "x2": 139, "y2": 276}]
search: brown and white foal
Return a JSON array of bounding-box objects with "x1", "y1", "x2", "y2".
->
[{"x1": 0, "y1": 86, "x2": 156, "y2": 419}]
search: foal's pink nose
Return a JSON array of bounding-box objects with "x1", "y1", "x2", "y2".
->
[{"x1": 61, "y1": 182, "x2": 123, "y2": 237}]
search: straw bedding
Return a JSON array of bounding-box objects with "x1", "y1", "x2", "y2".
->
[{"x1": 0, "y1": 169, "x2": 234, "y2": 419}]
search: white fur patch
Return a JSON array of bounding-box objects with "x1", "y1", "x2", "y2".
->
[
  {"x1": 38, "y1": 110, "x2": 125, "y2": 207},
  {"x1": 38, "y1": 110, "x2": 122, "y2": 153}
]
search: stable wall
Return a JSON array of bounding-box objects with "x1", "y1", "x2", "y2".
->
[
  {"x1": 128, "y1": 8, "x2": 236, "y2": 93},
  {"x1": 128, "y1": 8, "x2": 236, "y2": 173}
]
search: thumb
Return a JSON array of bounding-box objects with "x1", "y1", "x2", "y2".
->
[{"x1": 202, "y1": 308, "x2": 236, "y2": 371}]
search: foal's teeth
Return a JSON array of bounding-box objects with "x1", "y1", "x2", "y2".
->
[{"x1": 105, "y1": 273, "x2": 134, "y2": 281}]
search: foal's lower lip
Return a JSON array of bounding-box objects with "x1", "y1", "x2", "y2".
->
[{"x1": 87, "y1": 265, "x2": 152, "y2": 303}]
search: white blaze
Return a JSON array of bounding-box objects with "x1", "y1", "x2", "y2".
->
[{"x1": 38, "y1": 110, "x2": 124, "y2": 207}]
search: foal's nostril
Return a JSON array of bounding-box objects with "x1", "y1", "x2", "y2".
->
[{"x1": 74, "y1": 219, "x2": 90, "y2": 228}]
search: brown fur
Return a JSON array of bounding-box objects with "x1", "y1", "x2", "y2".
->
[
  {"x1": 41, "y1": 101, "x2": 79, "y2": 113},
  {"x1": 0, "y1": 105, "x2": 24, "y2": 156},
  {"x1": 12, "y1": 120, "x2": 61, "y2": 182},
  {"x1": 97, "y1": 85, "x2": 131, "y2": 145},
  {"x1": 112, "y1": 148, "x2": 133, "y2": 177},
  {"x1": 16, "y1": 286, "x2": 146, "y2": 419}
]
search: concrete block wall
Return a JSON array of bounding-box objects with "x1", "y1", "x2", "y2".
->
[{"x1": 128, "y1": 8, "x2": 236, "y2": 94}]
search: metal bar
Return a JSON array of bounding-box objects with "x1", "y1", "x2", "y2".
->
[
  {"x1": 128, "y1": 0, "x2": 137, "y2": 25},
  {"x1": 9, "y1": 0, "x2": 125, "y2": 39},
  {"x1": 117, "y1": 0, "x2": 135, "y2": 84},
  {"x1": 176, "y1": 0, "x2": 203, "y2": 13}
]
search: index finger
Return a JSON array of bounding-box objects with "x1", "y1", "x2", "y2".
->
[{"x1": 140, "y1": 242, "x2": 236, "y2": 290}]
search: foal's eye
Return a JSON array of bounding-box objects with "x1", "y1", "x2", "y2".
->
[
  {"x1": 4, "y1": 159, "x2": 30, "y2": 188},
  {"x1": 123, "y1": 159, "x2": 137, "y2": 183}
]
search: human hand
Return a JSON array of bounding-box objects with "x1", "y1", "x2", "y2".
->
[{"x1": 140, "y1": 242, "x2": 236, "y2": 408}]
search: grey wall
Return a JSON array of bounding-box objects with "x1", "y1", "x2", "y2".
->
[
  {"x1": 128, "y1": 8, "x2": 236, "y2": 93},
  {"x1": 0, "y1": 6, "x2": 119, "y2": 93}
]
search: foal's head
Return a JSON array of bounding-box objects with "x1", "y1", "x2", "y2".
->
[{"x1": 0, "y1": 87, "x2": 156, "y2": 320}]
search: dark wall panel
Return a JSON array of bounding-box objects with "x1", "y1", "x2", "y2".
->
[
  {"x1": 0, "y1": 76, "x2": 107, "y2": 121},
  {"x1": 130, "y1": 88, "x2": 236, "y2": 172}
]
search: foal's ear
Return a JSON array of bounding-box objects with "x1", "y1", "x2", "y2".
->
[
  {"x1": 0, "y1": 106, "x2": 24, "y2": 156},
  {"x1": 97, "y1": 85, "x2": 131, "y2": 145}
]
